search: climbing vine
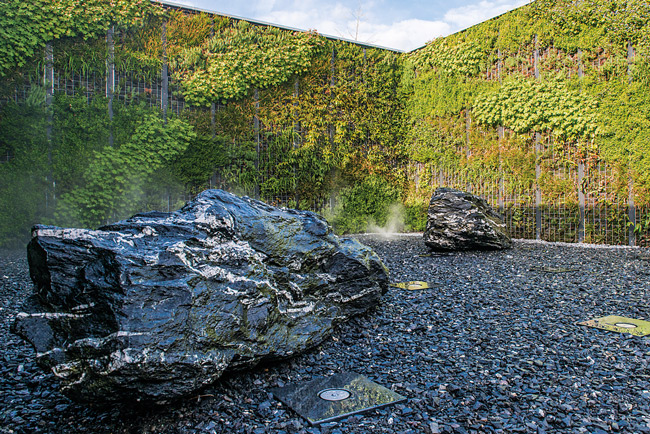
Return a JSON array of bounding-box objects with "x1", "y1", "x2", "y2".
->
[
  {"x1": 401, "y1": 0, "x2": 650, "y2": 242},
  {"x1": 407, "y1": 0, "x2": 650, "y2": 205},
  {"x1": 473, "y1": 77, "x2": 599, "y2": 140},
  {"x1": 173, "y1": 21, "x2": 326, "y2": 105},
  {"x1": 0, "y1": 0, "x2": 161, "y2": 76},
  {"x1": 410, "y1": 38, "x2": 490, "y2": 78}
]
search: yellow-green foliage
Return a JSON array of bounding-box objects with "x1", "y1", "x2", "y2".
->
[
  {"x1": 411, "y1": 38, "x2": 489, "y2": 77},
  {"x1": 473, "y1": 78, "x2": 599, "y2": 139},
  {"x1": 173, "y1": 21, "x2": 326, "y2": 105},
  {"x1": 407, "y1": 0, "x2": 650, "y2": 206},
  {"x1": 0, "y1": 0, "x2": 161, "y2": 76}
]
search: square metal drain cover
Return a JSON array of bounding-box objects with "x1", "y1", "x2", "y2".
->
[
  {"x1": 578, "y1": 315, "x2": 650, "y2": 336},
  {"x1": 390, "y1": 281, "x2": 432, "y2": 290},
  {"x1": 271, "y1": 372, "x2": 406, "y2": 425}
]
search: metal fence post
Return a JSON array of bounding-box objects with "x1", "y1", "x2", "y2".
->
[
  {"x1": 535, "y1": 132, "x2": 542, "y2": 240},
  {"x1": 497, "y1": 47, "x2": 502, "y2": 83},
  {"x1": 254, "y1": 88, "x2": 260, "y2": 200},
  {"x1": 465, "y1": 109, "x2": 471, "y2": 160},
  {"x1": 45, "y1": 42, "x2": 55, "y2": 212},
  {"x1": 578, "y1": 163, "x2": 585, "y2": 243},
  {"x1": 107, "y1": 26, "x2": 115, "y2": 147},
  {"x1": 498, "y1": 126, "x2": 504, "y2": 212},
  {"x1": 465, "y1": 109, "x2": 471, "y2": 192},
  {"x1": 533, "y1": 35, "x2": 540, "y2": 80},
  {"x1": 577, "y1": 49, "x2": 586, "y2": 243},
  {"x1": 533, "y1": 35, "x2": 541, "y2": 240},
  {"x1": 294, "y1": 78, "x2": 302, "y2": 207},
  {"x1": 627, "y1": 40, "x2": 636, "y2": 246},
  {"x1": 328, "y1": 47, "x2": 336, "y2": 146},
  {"x1": 497, "y1": 46, "x2": 504, "y2": 213},
  {"x1": 328, "y1": 47, "x2": 336, "y2": 212},
  {"x1": 210, "y1": 18, "x2": 216, "y2": 138},
  {"x1": 161, "y1": 20, "x2": 169, "y2": 122}
]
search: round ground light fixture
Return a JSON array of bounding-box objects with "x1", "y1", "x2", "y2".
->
[
  {"x1": 615, "y1": 322, "x2": 638, "y2": 329},
  {"x1": 318, "y1": 388, "x2": 351, "y2": 402},
  {"x1": 390, "y1": 281, "x2": 431, "y2": 290}
]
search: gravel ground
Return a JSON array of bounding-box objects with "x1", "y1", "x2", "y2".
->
[{"x1": 2, "y1": 234, "x2": 650, "y2": 434}]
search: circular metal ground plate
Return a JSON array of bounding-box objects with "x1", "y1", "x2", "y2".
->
[
  {"x1": 615, "y1": 322, "x2": 638, "y2": 329},
  {"x1": 390, "y1": 281, "x2": 431, "y2": 290},
  {"x1": 318, "y1": 388, "x2": 351, "y2": 401}
]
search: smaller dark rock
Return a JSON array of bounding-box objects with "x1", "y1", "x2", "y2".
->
[{"x1": 423, "y1": 188, "x2": 512, "y2": 251}]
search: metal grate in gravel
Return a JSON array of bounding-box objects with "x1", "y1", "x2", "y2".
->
[
  {"x1": 271, "y1": 372, "x2": 406, "y2": 426},
  {"x1": 389, "y1": 281, "x2": 433, "y2": 290},
  {"x1": 578, "y1": 315, "x2": 650, "y2": 337}
]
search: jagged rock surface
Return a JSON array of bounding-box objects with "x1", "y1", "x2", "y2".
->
[
  {"x1": 12, "y1": 190, "x2": 388, "y2": 403},
  {"x1": 423, "y1": 187, "x2": 512, "y2": 251}
]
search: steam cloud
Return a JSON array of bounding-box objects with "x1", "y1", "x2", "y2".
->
[{"x1": 366, "y1": 203, "x2": 405, "y2": 238}]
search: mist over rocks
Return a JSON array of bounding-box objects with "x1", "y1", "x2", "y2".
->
[
  {"x1": 11, "y1": 189, "x2": 389, "y2": 403},
  {"x1": 424, "y1": 187, "x2": 512, "y2": 251}
]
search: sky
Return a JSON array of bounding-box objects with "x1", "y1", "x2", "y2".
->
[{"x1": 164, "y1": 0, "x2": 531, "y2": 52}]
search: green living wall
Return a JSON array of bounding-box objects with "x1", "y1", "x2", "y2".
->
[
  {"x1": 1, "y1": 0, "x2": 649, "y2": 248},
  {"x1": 405, "y1": 0, "x2": 650, "y2": 244},
  {"x1": 0, "y1": 0, "x2": 406, "y2": 247}
]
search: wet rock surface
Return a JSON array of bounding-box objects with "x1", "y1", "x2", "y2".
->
[
  {"x1": 3, "y1": 234, "x2": 650, "y2": 433},
  {"x1": 11, "y1": 190, "x2": 388, "y2": 403},
  {"x1": 424, "y1": 188, "x2": 512, "y2": 251}
]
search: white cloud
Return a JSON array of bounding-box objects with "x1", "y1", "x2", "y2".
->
[
  {"x1": 444, "y1": 0, "x2": 530, "y2": 32},
  {"x1": 259, "y1": 3, "x2": 357, "y2": 36},
  {"x1": 259, "y1": 5, "x2": 450, "y2": 51},
  {"x1": 169, "y1": 0, "x2": 531, "y2": 52},
  {"x1": 356, "y1": 19, "x2": 451, "y2": 51}
]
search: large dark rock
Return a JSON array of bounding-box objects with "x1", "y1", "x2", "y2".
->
[
  {"x1": 423, "y1": 187, "x2": 512, "y2": 251},
  {"x1": 12, "y1": 190, "x2": 388, "y2": 403}
]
